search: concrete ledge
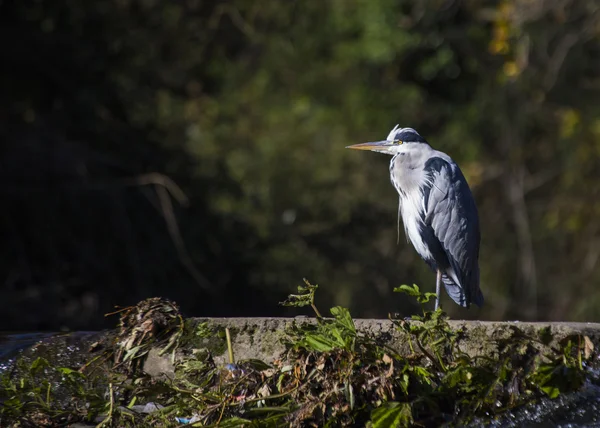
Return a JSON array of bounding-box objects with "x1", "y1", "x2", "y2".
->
[
  {"x1": 3, "y1": 319, "x2": 600, "y2": 378},
  {"x1": 142, "y1": 318, "x2": 600, "y2": 376}
]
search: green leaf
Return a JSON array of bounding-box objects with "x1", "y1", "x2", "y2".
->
[
  {"x1": 531, "y1": 361, "x2": 584, "y2": 399},
  {"x1": 29, "y1": 357, "x2": 49, "y2": 375},
  {"x1": 393, "y1": 284, "x2": 420, "y2": 297},
  {"x1": 443, "y1": 368, "x2": 463, "y2": 389},
  {"x1": 370, "y1": 402, "x2": 413, "y2": 428},
  {"x1": 411, "y1": 366, "x2": 432, "y2": 384},
  {"x1": 57, "y1": 367, "x2": 85, "y2": 384},
  {"x1": 418, "y1": 292, "x2": 438, "y2": 304},
  {"x1": 239, "y1": 359, "x2": 272, "y2": 371},
  {"x1": 201, "y1": 416, "x2": 251, "y2": 427},
  {"x1": 331, "y1": 306, "x2": 356, "y2": 335},
  {"x1": 541, "y1": 384, "x2": 561, "y2": 399},
  {"x1": 301, "y1": 333, "x2": 339, "y2": 352},
  {"x1": 329, "y1": 327, "x2": 347, "y2": 346},
  {"x1": 195, "y1": 321, "x2": 213, "y2": 338},
  {"x1": 243, "y1": 359, "x2": 273, "y2": 371},
  {"x1": 399, "y1": 373, "x2": 410, "y2": 394},
  {"x1": 280, "y1": 279, "x2": 318, "y2": 308},
  {"x1": 123, "y1": 345, "x2": 147, "y2": 361}
]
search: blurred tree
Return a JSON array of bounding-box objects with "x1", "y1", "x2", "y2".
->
[{"x1": 0, "y1": 0, "x2": 599, "y2": 329}]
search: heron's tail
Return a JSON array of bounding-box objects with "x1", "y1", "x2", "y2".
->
[
  {"x1": 441, "y1": 273, "x2": 484, "y2": 308},
  {"x1": 441, "y1": 274, "x2": 468, "y2": 307},
  {"x1": 469, "y1": 264, "x2": 484, "y2": 307},
  {"x1": 471, "y1": 286, "x2": 484, "y2": 307}
]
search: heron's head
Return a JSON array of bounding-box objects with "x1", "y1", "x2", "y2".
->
[{"x1": 346, "y1": 125, "x2": 427, "y2": 155}]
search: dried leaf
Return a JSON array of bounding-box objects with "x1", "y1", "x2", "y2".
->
[{"x1": 584, "y1": 336, "x2": 594, "y2": 359}]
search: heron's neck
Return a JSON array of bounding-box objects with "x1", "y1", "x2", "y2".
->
[{"x1": 389, "y1": 145, "x2": 434, "y2": 197}]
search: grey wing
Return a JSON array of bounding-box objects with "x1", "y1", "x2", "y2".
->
[{"x1": 422, "y1": 157, "x2": 483, "y2": 308}]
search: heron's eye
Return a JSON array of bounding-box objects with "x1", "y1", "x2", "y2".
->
[{"x1": 396, "y1": 140, "x2": 403, "y2": 145}]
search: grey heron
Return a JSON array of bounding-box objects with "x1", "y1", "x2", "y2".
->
[{"x1": 347, "y1": 125, "x2": 483, "y2": 310}]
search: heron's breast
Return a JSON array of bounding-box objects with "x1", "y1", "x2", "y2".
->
[{"x1": 400, "y1": 197, "x2": 432, "y2": 260}]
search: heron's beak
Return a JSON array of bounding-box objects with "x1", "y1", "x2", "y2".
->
[{"x1": 346, "y1": 140, "x2": 396, "y2": 155}]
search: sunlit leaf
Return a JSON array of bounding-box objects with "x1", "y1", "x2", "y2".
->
[
  {"x1": 370, "y1": 402, "x2": 413, "y2": 428},
  {"x1": 331, "y1": 306, "x2": 356, "y2": 335},
  {"x1": 393, "y1": 284, "x2": 420, "y2": 297},
  {"x1": 301, "y1": 334, "x2": 339, "y2": 352}
]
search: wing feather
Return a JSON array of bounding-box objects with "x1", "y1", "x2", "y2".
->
[{"x1": 421, "y1": 157, "x2": 483, "y2": 307}]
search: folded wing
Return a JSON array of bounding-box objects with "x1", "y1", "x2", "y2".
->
[{"x1": 421, "y1": 157, "x2": 483, "y2": 308}]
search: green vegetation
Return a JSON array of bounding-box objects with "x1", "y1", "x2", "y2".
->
[
  {"x1": 2, "y1": 0, "x2": 600, "y2": 330},
  {"x1": 1, "y1": 286, "x2": 596, "y2": 427}
]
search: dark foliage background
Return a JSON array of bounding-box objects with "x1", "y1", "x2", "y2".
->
[{"x1": 1, "y1": 0, "x2": 599, "y2": 330}]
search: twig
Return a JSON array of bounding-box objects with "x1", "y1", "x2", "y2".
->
[
  {"x1": 104, "y1": 306, "x2": 134, "y2": 317},
  {"x1": 311, "y1": 302, "x2": 323, "y2": 320},
  {"x1": 225, "y1": 328, "x2": 235, "y2": 364},
  {"x1": 232, "y1": 368, "x2": 318, "y2": 406}
]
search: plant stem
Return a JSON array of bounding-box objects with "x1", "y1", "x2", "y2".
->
[
  {"x1": 311, "y1": 302, "x2": 323, "y2": 319},
  {"x1": 225, "y1": 328, "x2": 235, "y2": 364}
]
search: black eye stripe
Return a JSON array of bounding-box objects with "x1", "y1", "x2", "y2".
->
[{"x1": 395, "y1": 130, "x2": 426, "y2": 143}]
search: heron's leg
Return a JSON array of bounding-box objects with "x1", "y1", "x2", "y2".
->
[{"x1": 435, "y1": 270, "x2": 442, "y2": 311}]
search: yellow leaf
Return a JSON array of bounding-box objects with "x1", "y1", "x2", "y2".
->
[{"x1": 503, "y1": 61, "x2": 519, "y2": 77}]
